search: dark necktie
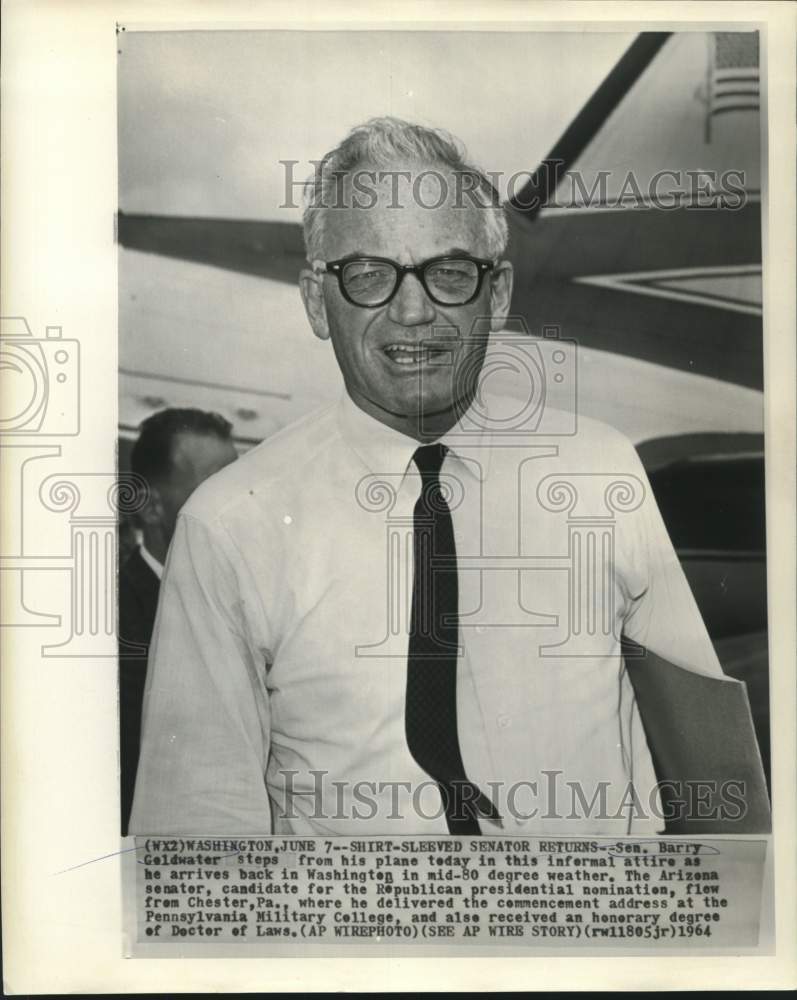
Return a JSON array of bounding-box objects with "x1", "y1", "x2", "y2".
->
[{"x1": 405, "y1": 443, "x2": 500, "y2": 834}]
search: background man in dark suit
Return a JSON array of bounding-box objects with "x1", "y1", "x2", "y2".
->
[{"x1": 119, "y1": 407, "x2": 237, "y2": 833}]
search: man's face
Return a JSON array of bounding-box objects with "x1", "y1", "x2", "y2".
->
[
  {"x1": 300, "y1": 164, "x2": 513, "y2": 436},
  {"x1": 156, "y1": 431, "x2": 238, "y2": 541}
]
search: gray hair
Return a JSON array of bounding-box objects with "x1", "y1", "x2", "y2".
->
[{"x1": 302, "y1": 117, "x2": 509, "y2": 262}]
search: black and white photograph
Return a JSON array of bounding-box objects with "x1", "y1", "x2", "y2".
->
[
  {"x1": 3, "y1": 1, "x2": 796, "y2": 992},
  {"x1": 118, "y1": 28, "x2": 770, "y2": 837}
]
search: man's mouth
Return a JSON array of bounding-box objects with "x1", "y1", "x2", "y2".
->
[{"x1": 382, "y1": 342, "x2": 453, "y2": 367}]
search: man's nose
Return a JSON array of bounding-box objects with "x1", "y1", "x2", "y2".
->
[{"x1": 387, "y1": 271, "x2": 436, "y2": 325}]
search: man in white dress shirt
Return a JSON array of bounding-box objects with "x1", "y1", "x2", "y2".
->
[{"x1": 130, "y1": 118, "x2": 737, "y2": 836}]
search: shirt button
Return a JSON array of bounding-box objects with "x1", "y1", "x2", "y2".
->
[{"x1": 497, "y1": 714, "x2": 511, "y2": 729}]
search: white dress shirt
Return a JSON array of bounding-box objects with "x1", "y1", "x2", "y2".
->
[
  {"x1": 130, "y1": 387, "x2": 724, "y2": 836},
  {"x1": 135, "y1": 535, "x2": 164, "y2": 581}
]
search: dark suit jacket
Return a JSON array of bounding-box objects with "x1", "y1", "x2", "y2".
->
[{"x1": 119, "y1": 547, "x2": 160, "y2": 834}]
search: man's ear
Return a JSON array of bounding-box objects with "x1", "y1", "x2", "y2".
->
[
  {"x1": 299, "y1": 268, "x2": 330, "y2": 341},
  {"x1": 489, "y1": 260, "x2": 514, "y2": 332}
]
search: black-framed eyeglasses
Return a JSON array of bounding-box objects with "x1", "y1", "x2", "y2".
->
[{"x1": 316, "y1": 255, "x2": 495, "y2": 308}]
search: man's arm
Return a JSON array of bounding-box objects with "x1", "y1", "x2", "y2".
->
[
  {"x1": 129, "y1": 512, "x2": 272, "y2": 834},
  {"x1": 619, "y1": 439, "x2": 724, "y2": 677},
  {"x1": 616, "y1": 438, "x2": 770, "y2": 831}
]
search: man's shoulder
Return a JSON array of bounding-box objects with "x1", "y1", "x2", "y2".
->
[
  {"x1": 488, "y1": 406, "x2": 640, "y2": 465},
  {"x1": 539, "y1": 411, "x2": 644, "y2": 476},
  {"x1": 182, "y1": 402, "x2": 341, "y2": 523},
  {"x1": 563, "y1": 412, "x2": 639, "y2": 458},
  {"x1": 479, "y1": 371, "x2": 639, "y2": 466}
]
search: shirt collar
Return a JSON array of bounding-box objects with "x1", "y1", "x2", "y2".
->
[
  {"x1": 337, "y1": 391, "x2": 493, "y2": 482},
  {"x1": 135, "y1": 534, "x2": 164, "y2": 581}
]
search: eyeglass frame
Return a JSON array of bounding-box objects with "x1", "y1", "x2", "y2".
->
[{"x1": 312, "y1": 254, "x2": 496, "y2": 308}]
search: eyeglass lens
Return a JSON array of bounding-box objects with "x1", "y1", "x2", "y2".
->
[{"x1": 341, "y1": 259, "x2": 480, "y2": 305}]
